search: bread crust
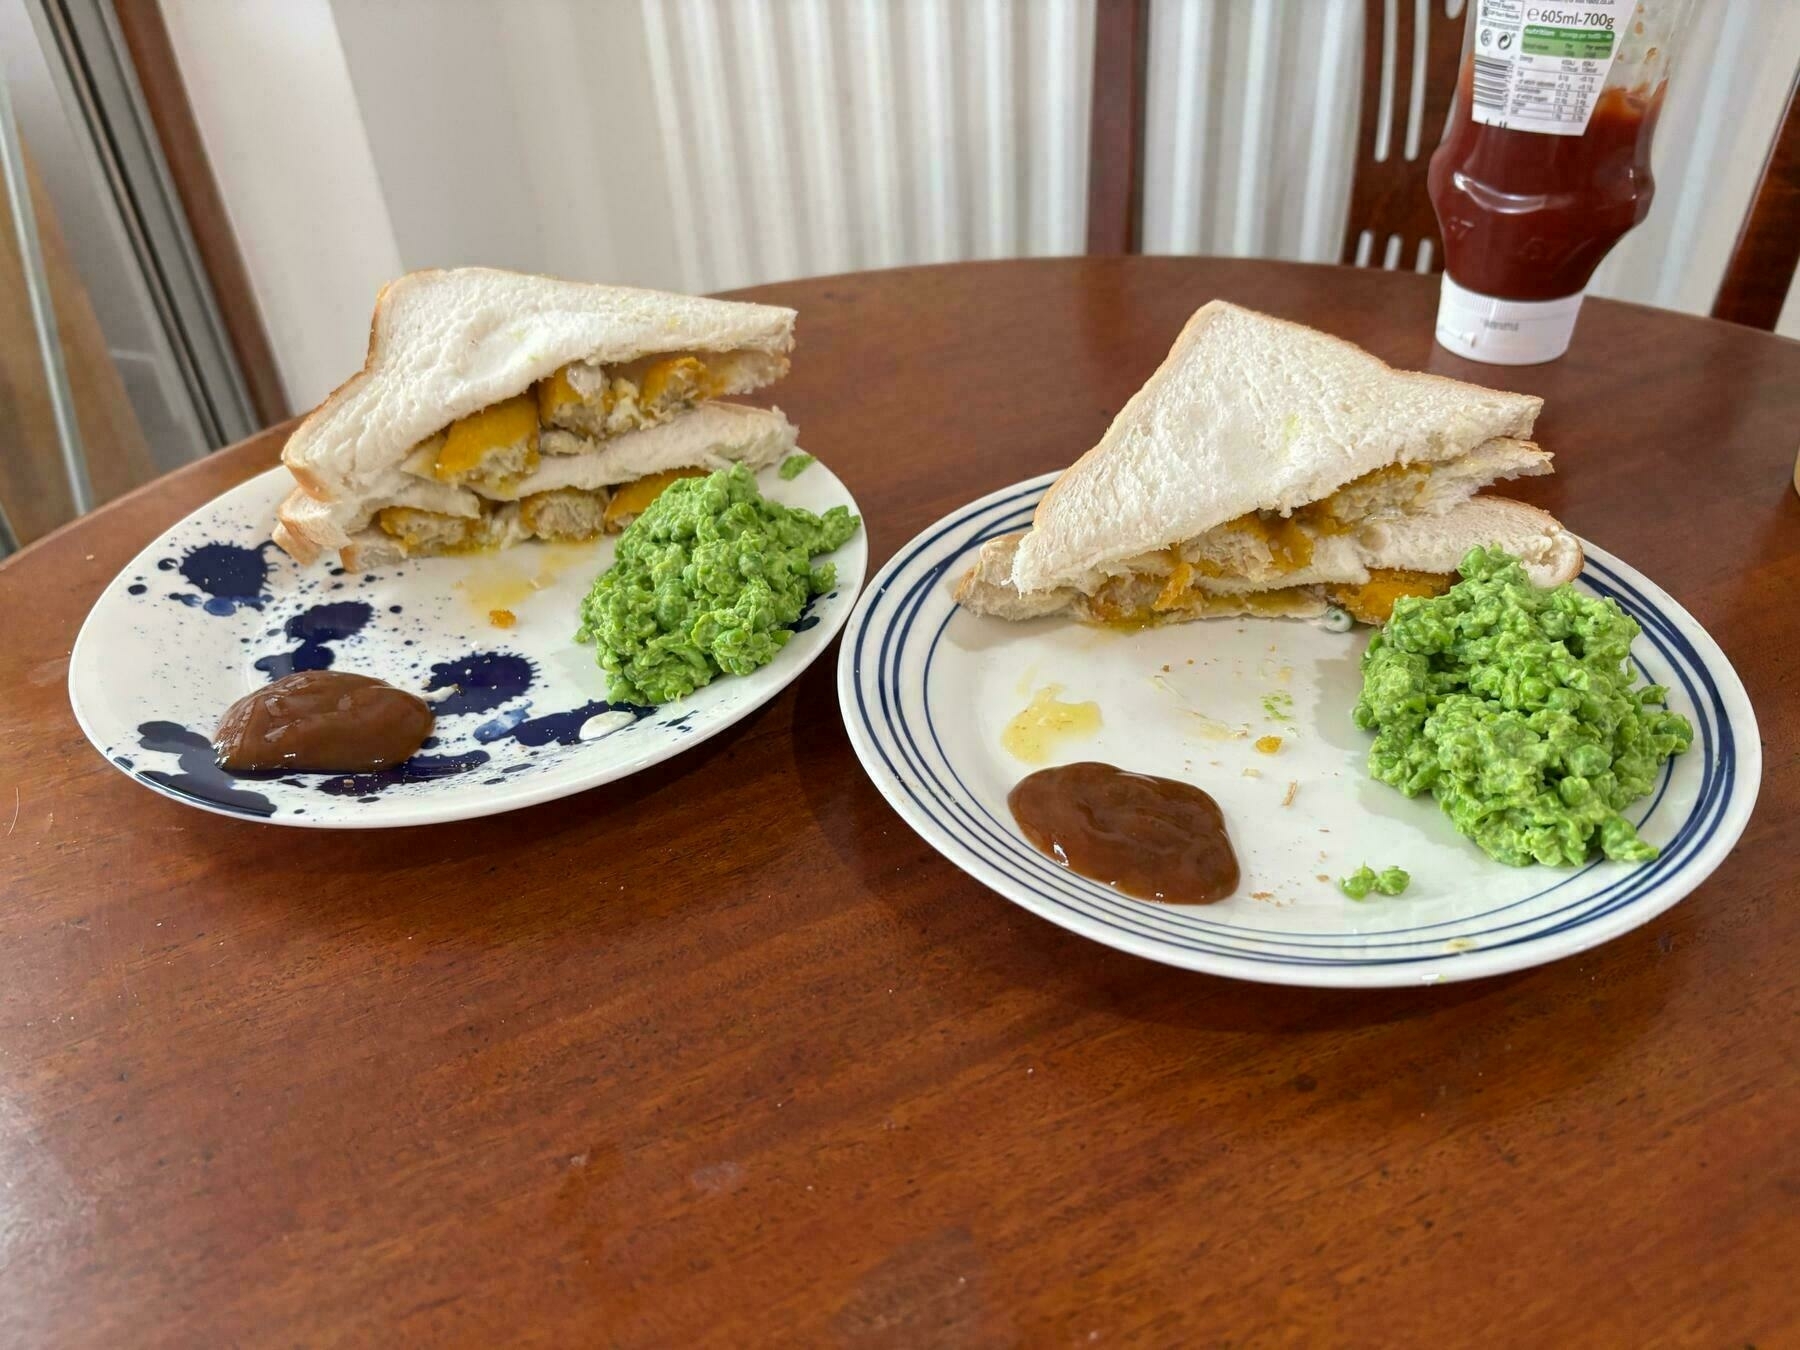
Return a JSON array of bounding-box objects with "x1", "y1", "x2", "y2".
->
[{"x1": 270, "y1": 514, "x2": 320, "y2": 566}]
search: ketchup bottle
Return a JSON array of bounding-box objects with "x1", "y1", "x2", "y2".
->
[{"x1": 1428, "y1": 1, "x2": 1695, "y2": 364}]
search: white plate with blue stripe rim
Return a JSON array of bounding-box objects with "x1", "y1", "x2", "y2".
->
[
  {"x1": 69, "y1": 461, "x2": 864, "y2": 828},
  {"x1": 836, "y1": 472, "x2": 1760, "y2": 988}
]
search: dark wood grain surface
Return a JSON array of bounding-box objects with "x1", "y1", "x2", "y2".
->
[{"x1": 2, "y1": 259, "x2": 1796, "y2": 1348}]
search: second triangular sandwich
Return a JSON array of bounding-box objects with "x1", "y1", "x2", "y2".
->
[{"x1": 956, "y1": 300, "x2": 1581, "y2": 626}]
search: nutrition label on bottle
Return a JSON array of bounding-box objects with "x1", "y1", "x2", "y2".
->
[{"x1": 1469, "y1": 1, "x2": 1634, "y2": 136}]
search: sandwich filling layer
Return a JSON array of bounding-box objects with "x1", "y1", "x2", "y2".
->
[
  {"x1": 1030, "y1": 436, "x2": 1549, "y2": 598},
  {"x1": 366, "y1": 349, "x2": 786, "y2": 554},
  {"x1": 955, "y1": 486, "x2": 1580, "y2": 628},
  {"x1": 278, "y1": 401, "x2": 797, "y2": 567}
]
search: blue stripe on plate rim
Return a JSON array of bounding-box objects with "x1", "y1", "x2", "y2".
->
[
  {"x1": 910, "y1": 507, "x2": 1692, "y2": 950},
  {"x1": 839, "y1": 472, "x2": 1760, "y2": 985},
  {"x1": 875, "y1": 492, "x2": 1720, "y2": 956},
  {"x1": 877, "y1": 502, "x2": 1716, "y2": 958}
]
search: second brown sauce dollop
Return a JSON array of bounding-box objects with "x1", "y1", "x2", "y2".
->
[
  {"x1": 1007, "y1": 761, "x2": 1239, "y2": 905},
  {"x1": 214, "y1": 670, "x2": 434, "y2": 774}
]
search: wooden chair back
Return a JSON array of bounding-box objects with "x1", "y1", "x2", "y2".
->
[
  {"x1": 1084, "y1": 0, "x2": 1470, "y2": 266},
  {"x1": 1712, "y1": 69, "x2": 1800, "y2": 330},
  {"x1": 1340, "y1": 0, "x2": 1464, "y2": 273},
  {"x1": 1085, "y1": 0, "x2": 1150, "y2": 254},
  {"x1": 1086, "y1": 2, "x2": 1800, "y2": 330}
]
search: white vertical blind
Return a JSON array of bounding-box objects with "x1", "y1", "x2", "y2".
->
[
  {"x1": 639, "y1": 0, "x2": 1096, "y2": 292},
  {"x1": 170, "y1": 0, "x2": 1800, "y2": 406},
  {"x1": 1585, "y1": 0, "x2": 1800, "y2": 318},
  {"x1": 789, "y1": 0, "x2": 852, "y2": 274},
  {"x1": 975, "y1": 0, "x2": 1018, "y2": 258}
]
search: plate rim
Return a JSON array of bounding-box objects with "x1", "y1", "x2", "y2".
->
[
  {"x1": 835, "y1": 471, "x2": 1763, "y2": 988},
  {"x1": 69, "y1": 462, "x2": 867, "y2": 829}
]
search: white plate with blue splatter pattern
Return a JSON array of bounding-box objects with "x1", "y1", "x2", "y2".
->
[
  {"x1": 837, "y1": 472, "x2": 1760, "y2": 988},
  {"x1": 70, "y1": 461, "x2": 864, "y2": 828}
]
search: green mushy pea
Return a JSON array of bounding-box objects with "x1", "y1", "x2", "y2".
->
[
  {"x1": 1353, "y1": 547, "x2": 1692, "y2": 867},
  {"x1": 1340, "y1": 864, "x2": 1410, "y2": 900},
  {"x1": 575, "y1": 464, "x2": 860, "y2": 705}
]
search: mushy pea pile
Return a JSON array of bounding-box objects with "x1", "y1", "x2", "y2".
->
[
  {"x1": 575, "y1": 464, "x2": 859, "y2": 704},
  {"x1": 1353, "y1": 547, "x2": 1692, "y2": 867}
]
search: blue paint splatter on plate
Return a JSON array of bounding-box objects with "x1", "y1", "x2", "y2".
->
[
  {"x1": 789, "y1": 591, "x2": 827, "y2": 634},
  {"x1": 168, "y1": 541, "x2": 276, "y2": 615},
  {"x1": 473, "y1": 704, "x2": 533, "y2": 743},
  {"x1": 254, "y1": 601, "x2": 373, "y2": 679},
  {"x1": 426, "y1": 651, "x2": 535, "y2": 716},
  {"x1": 505, "y1": 700, "x2": 652, "y2": 748},
  {"x1": 316, "y1": 750, "x2": 491, "y2": 797},
  {"x1": 135, "y1": 722, "x2": 276, "y2": 818}
]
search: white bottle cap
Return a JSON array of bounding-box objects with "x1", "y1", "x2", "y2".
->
[{"x1": 1434, "y1": 274, "x2": 1585, "y2": 365}]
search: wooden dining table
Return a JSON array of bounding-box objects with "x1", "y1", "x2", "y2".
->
[{"x1": 2, "y1": 257, "x2": 1796, "y2": 1346}]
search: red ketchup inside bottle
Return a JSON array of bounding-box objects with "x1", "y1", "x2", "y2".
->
[{"x1": 1428, "y1": 56, "x2": 1666, "y2": 364}]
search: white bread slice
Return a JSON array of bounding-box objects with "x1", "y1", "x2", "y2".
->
[
  {"x1": 273, "y1": 403, "x2": 795, "y2": 566},
  {"x1": 957, "y1": 496, "x2": 1582, "y2": 624},
  {"x1": 1035, "y1": 435, "x2": 1551, "y2": 595},
  {"x1": 1189, "y1": 497, "x2": 1579, "y2": 591},
  {"x1": 1345, "y1": 436, "x2": 1549, "y2": 518},
  {"x1": 1351, "y1": 496, "x2": 1581, "y2": 588},
  {"x1": 486, "y1": 403, "x2": 794, "y2": 500},
  {"x1": 1010, "y1": 301, "x2": 1543, "y2": 594},
  {"x1": 279, "y1": 267, "x2": 795, "y2": 507}
]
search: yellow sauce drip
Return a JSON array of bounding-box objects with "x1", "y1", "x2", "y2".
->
[
  {"x1": 454, "y1": 565, "x2": 538, "y2": 615},
  {"x1": 1325, "y1": 569, "x2": 1454, "y2": 625},
  {"x1": 1002, "y1": 685, "x2": 1102, "y2": 765},
  {"x1": 1099, "y1": 613, "x2": 1160, "y2": 632},
  {"x1": 602, "y1": 467, "x2": 709, "y2": 530},
  {"x1": 1254, "y1": 735, "x2": 1283, "y2": 754},
  {"x1": 452, "y1": 541, "x2": 601, "y2": 619}
]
